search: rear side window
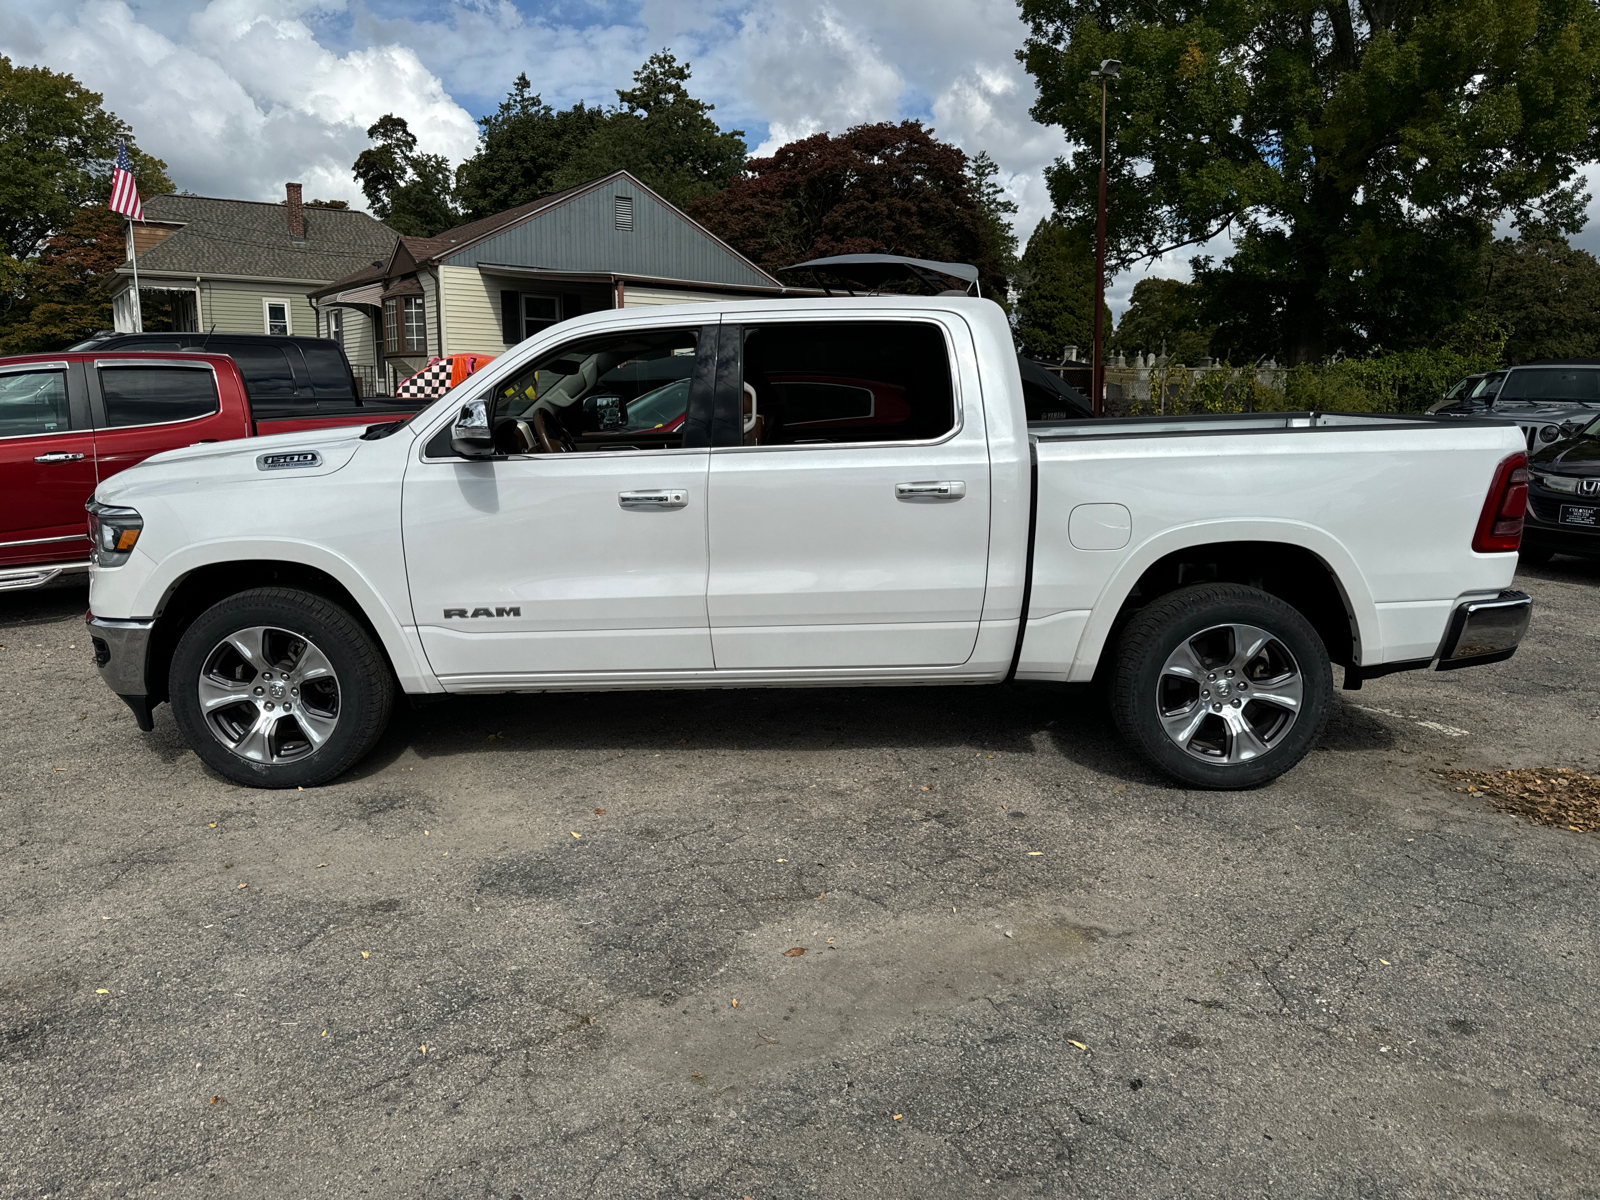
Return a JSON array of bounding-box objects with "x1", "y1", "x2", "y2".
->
[
  {"x1": 98, "y1": 367, "x2": 219, "y2": 427},
  {"x1": 0, "y1": 369, "x2": 69, "y2": 437},
  {"x1": 218, "y1": 343, "x2": 300, "y2": 400},
  {"x1": 300, "y1": 343, "x2": 353, "y2": 398},
  {"x1": 739, "y1": 321, "x2": 955, "y2": 445}
]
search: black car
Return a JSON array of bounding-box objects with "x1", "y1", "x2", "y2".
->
[
  {"x1": 1430, "y1": 362, "x2": 1599, "y2": 450},
  {"x1": 64, "y1": 331, "x2": 420, "y2": 423},
  {"x1": 1523, "y1": 413, "x2": 1600, "y2": 563}
]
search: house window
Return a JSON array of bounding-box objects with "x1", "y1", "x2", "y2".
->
[
  {"x1": 403, "y1": 296, "x2": 426, "y2": 351},
  {"x1": 523, "y1": 295, "x2": 560, "y2": 340},
  {"x1": 614, "y1": 195, "x2": 634, "y2": 231},
  {"x1": 325, "y1": 307, "x2": 343, "y2": 344},
  {"x1": 263, "y1": 299, "x2": 291, "y2": 336},
  {"x1": 384, "y1": 299, "x2": 398, "y2": 352}
]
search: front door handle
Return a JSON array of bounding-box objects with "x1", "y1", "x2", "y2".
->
[
  {"x1": 618, "y1": 489, "x2": 688, "y2": 509},
  {"x1": 34, "y1": 452, "x2": 85, "y2": 463},
  {"x1": 896, "y1": 480, "x2": 966, "y2": 501}
]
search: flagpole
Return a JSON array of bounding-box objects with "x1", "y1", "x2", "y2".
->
[{"x1": 127, "y1": 216, "x2": 143, "y2": 333}]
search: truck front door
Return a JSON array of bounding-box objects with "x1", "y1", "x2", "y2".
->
[
  {"x1": 0, "y1": 360, "x2": 96, "y2": 571},
  {"x1": 705, "y1": 316, "x2": 992, "y2": 669},
  {"x1": 403, "y1": 323, "x2": 717, "y2": 682}
]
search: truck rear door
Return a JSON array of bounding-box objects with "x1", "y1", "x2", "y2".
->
[
  {"x1": 0, "y1": 359, "x2": 96, "y2": 569},
  {"x1": 86, "y1": 358, "x2": 251, "y2": 482},
  {"x1": 704, "y1": 315, "x2": 992, "y2": 669}
]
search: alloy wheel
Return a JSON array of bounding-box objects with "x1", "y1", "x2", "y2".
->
[
  {"x1": 196, "y1": 625, "x2": 341, "y2": 765},
  {"x1": 1154, "y1": 622, "x2": 1303, "y2": 764}
]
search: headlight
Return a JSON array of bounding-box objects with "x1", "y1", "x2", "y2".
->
[
  {"x1": 85, "y1": 499, "x2": 144, "y2": 567},
  {"x1": 1529, "y1": 470, "x2": 1578, "y2": 494}
]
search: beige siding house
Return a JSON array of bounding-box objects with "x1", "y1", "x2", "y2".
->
[
  {"x1": 312, "y1": 171, "x2": 784, "y2": 393},
  {"x1": 108, "y1": 186, "x2": 399, "y2": 389}
]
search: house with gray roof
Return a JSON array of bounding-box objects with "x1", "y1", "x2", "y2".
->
[
  {"x1": 109, "y1": 186, "x2": 400, "y2": 381},
  {"x1": 310, "y1": 170, "x2": 784, "y2": 393}
]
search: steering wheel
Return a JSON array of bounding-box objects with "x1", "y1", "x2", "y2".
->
[{"x1": 531, "y1": 409, "x2": 576, "y2": 454}]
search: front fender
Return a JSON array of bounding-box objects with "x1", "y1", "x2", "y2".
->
[{"x1": 110, "y1": 538, "x2": 439, "y2": 694}]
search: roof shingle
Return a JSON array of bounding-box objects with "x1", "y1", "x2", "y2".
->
[{"x1": 133, "y1": 194, "x2": 399, "y2": 282}]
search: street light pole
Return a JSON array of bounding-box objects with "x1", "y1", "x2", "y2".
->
[{"x1": 1088, "y1": 59, "x2": 1120, "y2": 418}]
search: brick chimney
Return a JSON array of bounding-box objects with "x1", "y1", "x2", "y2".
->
[{"x1": 286, "y1": 182, "x2": 304, "y2": 239}]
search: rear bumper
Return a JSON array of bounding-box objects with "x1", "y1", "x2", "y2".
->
[
  {"x1": 0, "y1": 560, "x2": 89, "y2": 592},
  {"x1": 1435, "y1": 590, "x2": 1531, "y2": 670},
  {"x1": 86, "y1": 612, "x2": 158, "y2": 731},
  {"x1": 1344, "y1": 589, "x2": 1530, "y2": 687}
]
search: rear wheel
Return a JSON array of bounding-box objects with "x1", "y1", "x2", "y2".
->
[
  {"x1": 169, "y1": 587, "x2": 394, "y2": 788},
  {"x1": 1110, "y1": 584, "x2": 1332, "y2": 789}
]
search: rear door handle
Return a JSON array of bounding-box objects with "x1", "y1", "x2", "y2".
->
[
  {"x1": 896, "y1": 480, "x2": 966, "y2": 501},
  {"x1": 34, "y1": 452, "x2": 85, "y2": 463},
  {"x1": 618, "y1": 489, "x2": 688, "y2": 509}
]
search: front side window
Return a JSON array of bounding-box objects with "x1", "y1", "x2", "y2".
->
[
  {"x1": 403, "y1": 296, "x2": 426, "y2": 352},
  {"x1": 481, "y1": 326, "x2": 700, "y2": 454},
  {"x1": 0, "y1": 369, "x2": 69, "y2": 438},
  {"x1": 737, "y1": 320, "x2": 955, "y2": 446},
  {"x1": 264, "y1": 300, "x2": 290, "y2": 336},
  {"x1": 99, "y1": 367, "x2": 219, "y2": 427}
]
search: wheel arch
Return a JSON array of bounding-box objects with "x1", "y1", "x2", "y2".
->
[
  {"x1": 139, "y1": 547, "x2": 436, "y2": 704},
  {"x1": 1070, "y1": 524, "x2": 1378, "y2": 682}
]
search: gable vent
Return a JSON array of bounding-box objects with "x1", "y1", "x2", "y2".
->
[{"x1": 614, "y1": 195, "x2": 634, "y2": 232}]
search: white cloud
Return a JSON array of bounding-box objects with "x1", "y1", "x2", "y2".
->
[{"x1": 0, "y1": 0, "x2": 478, "y2": 206}]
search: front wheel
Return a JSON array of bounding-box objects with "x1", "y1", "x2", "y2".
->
[
  {"x1": 169, "y1": 587, "x2": 395, "y2": 788},
  {"x1": 1110, "y1": 584, "x2": 1332, "y2": 789}
]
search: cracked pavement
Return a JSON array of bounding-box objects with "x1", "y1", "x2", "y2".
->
[{"x1": 2, "y1": 556, "x2": 1598, "y2": 1198}]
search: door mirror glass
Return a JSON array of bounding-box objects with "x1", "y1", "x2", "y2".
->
[{"x1": 450, "y1": 398, "x2": 495, "y2": 457}]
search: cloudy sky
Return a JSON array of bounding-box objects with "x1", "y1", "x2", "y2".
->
[{"x1": 5, "y1": 0, "x2": 1595, "y2": 313}]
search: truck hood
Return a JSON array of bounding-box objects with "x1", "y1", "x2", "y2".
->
[
  {"x1": 1531, "y1": 433, "x2": 1600, "y2": 474},
  {"x1": 94, "y1": 427, "x2": 365, "y2": 505}
]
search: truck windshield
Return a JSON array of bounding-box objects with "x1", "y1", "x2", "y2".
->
[{"x1": 1498, "y1": 367, "x2": 1600, "y2": 404}]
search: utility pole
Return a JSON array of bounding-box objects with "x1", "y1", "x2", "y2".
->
[{"x1": 1088, "y1": 59, "x2": 1121, "y2": 417}]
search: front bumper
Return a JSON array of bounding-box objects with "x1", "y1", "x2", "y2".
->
[
  {"x1": 1524, "y1": 496, "x2": 1600, "y2": 557},
  {"x1": 1435, "y1": 590, "x2": 1532, "y2": 670},
  {"x1": 86, "y1": 612, "x2": 158, "y2": 730}
]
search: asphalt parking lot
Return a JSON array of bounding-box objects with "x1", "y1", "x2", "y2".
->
[{"x1": 2, "y1": 559, "x2": 1598, "y2": 1200}]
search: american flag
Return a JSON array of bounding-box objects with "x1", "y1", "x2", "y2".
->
[{"x1": 109, "y1": 139, "x2": 143, "y2": 221}]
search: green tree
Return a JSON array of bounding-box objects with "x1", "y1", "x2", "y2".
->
[
  {"x1": 1478, "y1": 232, "x2": 1600, "y2": 363},
  {"x1": 550, "y1": 52, "x2": 747, "y2": 209},
  {"x1": 1113, "y1": 277, "x2": 1214, "y2": 363},
  {"x1": 454, "y1": 74, "x2": 604, "y2": 219},
  {"x1": 967, "y1": 150, "x2": 1020, "y2": 301},
  {"x1": 1013, "y1": 216, "x2": 1108, "y2": 360},
  {"x1": 1018, "y1": 0, "x2": 1600, "y2": 363},
  {"x1": 0, "y1": 57, "x2": 169, "y2": 262},
  {"x1": 352, "y1": 115, "x2": 458, "y2": 236}
]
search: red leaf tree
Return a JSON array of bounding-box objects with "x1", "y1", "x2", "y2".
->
[{"x1": 689, "y1": 121, "x2": 1006, "y2": 298}]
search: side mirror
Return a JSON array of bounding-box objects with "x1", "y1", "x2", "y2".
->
[{"x1": 450, "y1": 398, "x2": 495, "y2": 458}]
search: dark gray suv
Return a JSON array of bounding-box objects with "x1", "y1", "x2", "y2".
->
[{"x1": 1430, "y1": 362, "x2": 1599, "y2": 450}]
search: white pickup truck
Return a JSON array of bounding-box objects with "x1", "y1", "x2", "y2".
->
[{"x1": 85, "y1": 296, "x2": 1532, "y2": 790}]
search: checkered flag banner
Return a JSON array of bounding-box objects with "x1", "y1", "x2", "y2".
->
[{"x1": 394, "y1": 358, "x2": 454, "y2": 399}]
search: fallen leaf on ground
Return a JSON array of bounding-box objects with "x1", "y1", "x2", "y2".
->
[
  {"x1": 95, "y1": 988, "x2": 109, "y2": 994},
  {"x1": 208, "y1": 823, "x2": 216, "y2": 828},
  {"x1": 1439, "y1": 767, "x2": 1600, "y2": 832},
  {"x1": 208, "y1": 1096, "x2": 223, "y2": 1105},
  {"x1": 731, "y1": 998, "x2": 738, "y2": 1007},
  {"x1": 571, "y1": 832, "x2": 581, "y2": 838},
  {"x1": 1380, "y1": 959, "x2": 1391, "y2": 965},
  {"x1": 361, "y1": 951, "x2": 370, "y2": 959},
  {"x1": 1069, "y1": 1040, "x2": 1087, "y2": 1050},
  {"x1": 893, "y1": 1114, "x2": 903, "y2": 1120},
  {"x1": 784, "y1": 947, "x2": 806, "y2": 957},
  {"x1": 594, "y1": 808, "x2": 606, "y2": 814},
  {"x1": 920, "y1": 785, "x2": 933, "y2": 791},
  {"x1": 236, "y1": 884, "x2": 246, "y2": 890},
  {"x1": 419, "y1": 1044, "x2": 427, "y2": 1054},
  {"x1": 1027, "y1": 851, "x2": 1043, "y2": 856}
]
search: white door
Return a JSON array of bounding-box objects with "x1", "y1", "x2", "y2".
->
[
  {"x1": 403, "y1": 323, "x2": 715, "y2": 682},
  {"x1": 706, "y1": 315, "x2": 992, "y2": 669}
]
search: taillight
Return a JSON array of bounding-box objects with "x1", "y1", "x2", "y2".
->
[{"x1": 1472, "y1": 452, "x2": 1528, "y2": 554}]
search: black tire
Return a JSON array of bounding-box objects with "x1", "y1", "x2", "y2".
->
[
  {"x1": 169, "y1": 587, "x2": 395, "y2": 788},
  {"x1": 1519, "y1": 544, "x2": 1555, "y2": 567},
  {"x1": 1110, "y1": 583, "x2": 1333, "y2": 789}
]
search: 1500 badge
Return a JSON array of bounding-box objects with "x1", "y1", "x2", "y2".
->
[{"x1": 444, "y1": 607, "x2": 521, "y2": 618}]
